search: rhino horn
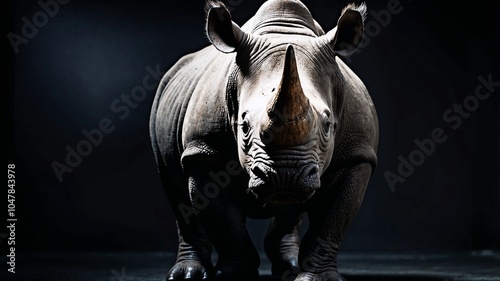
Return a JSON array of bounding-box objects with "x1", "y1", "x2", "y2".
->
[{"x1": 265, "y1": 45, "x2": 312, "y2": 145}]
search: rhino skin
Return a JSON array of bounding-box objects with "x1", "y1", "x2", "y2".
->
[{"x1": 150, "y1": 1, "x2": 379, "y2": 280}]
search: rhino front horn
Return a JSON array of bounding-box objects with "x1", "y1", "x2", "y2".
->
[{"x1": 265, "y1": 45, "x2": 313, "y2": 145}]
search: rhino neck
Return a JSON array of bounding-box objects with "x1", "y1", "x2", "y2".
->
[{"x1": 248, "y1": 0, "x2": 320, "y2": 37}]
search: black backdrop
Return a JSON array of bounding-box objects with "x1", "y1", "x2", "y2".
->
[{"x1": 4, "y1": 0, "x2": 499, "y2": 255}]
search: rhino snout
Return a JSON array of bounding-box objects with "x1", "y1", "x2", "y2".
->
[{"x1": 248, "y1": 162, "x2": 320, "y2": 205}]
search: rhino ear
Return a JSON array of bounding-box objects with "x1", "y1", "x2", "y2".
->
[
  {"x1": 206, "y1": 2, "x2": 246, "y2": 53},
  {"x1": 326, "y1": 3, "x2": 366, "y2": 57}
]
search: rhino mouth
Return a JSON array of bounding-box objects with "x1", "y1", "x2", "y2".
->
[
  {"x1": 247, "y1": 162, "x2": 320, "y2": 205},
  {"x1": 260, "y1": 189, "x2": 316, "y2": 205}
]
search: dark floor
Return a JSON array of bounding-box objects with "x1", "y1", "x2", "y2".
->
[{"x1": 2, "y1": 250, "x2": 499, "y2": 281}]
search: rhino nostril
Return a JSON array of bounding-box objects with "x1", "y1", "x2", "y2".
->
[
  {"x1": 307, "y1": 165, "x2": 318, "y2": 177},
  {"x1": 252, "y1": 165, "x2": 267, "y2": 180}
]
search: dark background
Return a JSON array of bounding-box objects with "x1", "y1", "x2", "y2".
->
[{"x1": 3, "y1": 0, "x2": 499, "y2": 259}]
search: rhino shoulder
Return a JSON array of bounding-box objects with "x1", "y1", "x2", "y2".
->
[
  {"x1": 333, "y1": 58, "x2": 379, "y2": 169},
  {"x1": 178, "y1": 49, "x2": 237, "y2": 165},
  {"x1": 151, "y1": 45, "x2": 237, "y2": 167}
]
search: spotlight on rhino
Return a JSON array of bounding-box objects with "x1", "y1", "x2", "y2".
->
[{"x1": 150, "y1": 1, "x2": 378, "y2": 280}]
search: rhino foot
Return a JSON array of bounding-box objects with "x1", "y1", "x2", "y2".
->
[
  {"x1": 166, "y1": 260, "x2": 212, "y2": 281},
  {"x1": 214, "y1": 263, "x2": 259, "y2": 281},
  {"x1": 272, "y1": 257, "x2": 300, "y2": 280},
  {"x1": 294, "y1": 271, "x2": 345, "y2": 281}
]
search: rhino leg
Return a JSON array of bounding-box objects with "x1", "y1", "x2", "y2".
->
[
  {"x1": 187, "y1": 170, "x2": 260, "y2": 281},
  {"x1": 264, "y1": 211, "x2": 304, "y2": 279},
  {"x1": 296, "y1": 163, "x2": 373, "y2": 281},
  {"x1": 167, "y1": 229, "x2": 213, "y2": 280},
  {"x1": 157, "y1": 166, "x2": 213, "y2": 280}
]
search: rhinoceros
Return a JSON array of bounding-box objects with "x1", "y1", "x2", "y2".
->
[{"x1": 150, "y1": 0, "x2": 378, "y2": 280}]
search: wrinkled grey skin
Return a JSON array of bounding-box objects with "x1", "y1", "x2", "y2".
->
[{"x1": 150, "y1": 1, "x2": 378, "y2": 280}]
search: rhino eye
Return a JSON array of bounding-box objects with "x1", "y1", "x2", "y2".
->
[
  {"x1": 241, "y1": 120, "x2": 250, "y2": 135},
  {"x1": 240, "y1": 112, "x2": 251, "y2": 136},
  {"x1": 324, "y1": 120, "x2": 332, "y2": 134},
  {"x1": 322, "y1": 112, "x2": 332, "y2": 134}
]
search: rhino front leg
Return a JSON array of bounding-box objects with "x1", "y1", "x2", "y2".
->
[
  {"x1": 264, "y1": 210, "x2": 304, "y2": 279},
  {"x1": 187, "y1": 171, "x2": 260, "y2": 281},
  {"x1": 167, "y1": 226, "x2": 213, "y2": 281},
  {"x1": 161, "y1": 171, "x2": 213, "y2": 280},
  {"x1": 296, "y1": 163, "x2": 373, "y2": 281}
]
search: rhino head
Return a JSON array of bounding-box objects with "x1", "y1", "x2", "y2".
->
[{"x1": 206, "y1": 0, "x2": 366, "y2": 205}]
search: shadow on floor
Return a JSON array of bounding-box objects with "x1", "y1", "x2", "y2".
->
[
  {"x1": 2, "y1": 251, "x2": 498, "y2": 281},
  {"x1": 259, "y1": 276, "x2": 447, "y2": 281}
]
